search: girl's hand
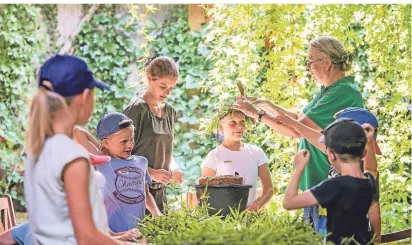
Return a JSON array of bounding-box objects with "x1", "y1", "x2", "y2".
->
[
  {"x1": 247, "y1": 202, "x2": 262, "y2": 212},
  {"x1": 232, "y1": 96, "x2": 259, "y2": 119},
  {"x1": 151, "y1": 169, "x2": 172, "y2": 184},
  {"x1": 293, "y1": 150, "x2": 310, "y2": 171},
  {"x1": 171, "y1": 170, "x2": 184, "y2": 184},
  {"x1": 118, "y1": 229, "x2": 142, "y2": 241}
]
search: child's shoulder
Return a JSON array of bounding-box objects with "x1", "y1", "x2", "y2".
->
[
  {"x1": 49, "y1": 134, "x2": 86, "y2": 153},
  {"x1": 207, "y1": 146, "x2": 221, "y2": 156},
  {"x1": 125, "y1": 97, "x2": 147, "y2": 110},
  {"x1": 129, "y1": 155, "x2": 148, "y2": 165},
  {"x1": 165, "y1": 102, "x2": 177, "y2": 112},
  {"x1": 242, "y1": 143, "x2": 264, "y2": 153}
]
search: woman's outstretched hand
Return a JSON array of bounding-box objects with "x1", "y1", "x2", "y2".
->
[{"x1": 232, "y1": 96, "x2": 259, "y2": 119}]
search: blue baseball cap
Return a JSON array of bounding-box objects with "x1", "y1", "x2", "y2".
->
[
  {"x1": 335, "y1": 107, "x2": 381, "y2": 155},
  {"x1": 96, "y1": 112, "x2": 133, "y2": 140},
  {"x1": 39, "y1": 55, "x2": 110, "y2": 96}
]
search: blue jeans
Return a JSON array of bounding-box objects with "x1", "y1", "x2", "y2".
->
[
  {"x1": 11, "y1": 221, "x2": 32, "y2": 245},
  {"x1": 303, "y1": 206, "x2": 327, "y2": 237}
]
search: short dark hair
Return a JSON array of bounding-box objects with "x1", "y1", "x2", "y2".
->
[{"x1": 322, "y1": 119, "x2": 367, "y2": 158}]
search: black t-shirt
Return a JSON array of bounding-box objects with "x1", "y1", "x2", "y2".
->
[
  {"x1": 310, "y1": 172, "x2": 376, "y2": 245},
  {"x1": 328, "y1": 166, "x2": 379, "y2": 201}
]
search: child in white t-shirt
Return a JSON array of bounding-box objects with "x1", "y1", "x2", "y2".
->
[
  {"x1": 201, "y1": 110, "x2": 274, "y2": 211},
  {"x1": 24, "y1": 55, "x2": 121, "y2": 245}
]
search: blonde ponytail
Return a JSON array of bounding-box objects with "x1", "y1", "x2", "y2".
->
[{"x1": 25, "y1": 87, "x2": 71, "y2": 159}]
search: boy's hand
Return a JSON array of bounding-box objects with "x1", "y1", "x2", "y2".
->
[
  {"x1": 362, "y1": 123, "x2": 375, "y2": 143},
  {"x1": 153, "y1": 211, "x2": 163, "y2": 218},
  {"x1": 118, "y1": 228, "x2": 142, "y2": 241},
  {"x1": 171, "y1": 170, "x2": 184, "y2": 184},
  {"x1": 294, "y1": 150, "x2": 310, "y2": 171}
]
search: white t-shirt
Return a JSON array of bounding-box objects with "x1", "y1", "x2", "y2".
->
[
  {"x1": 201, "y1": 144, "x2": 269, "y2": 205},
  {"x1": 24, "y1": 134, "x2": 109, "y2": 245}
]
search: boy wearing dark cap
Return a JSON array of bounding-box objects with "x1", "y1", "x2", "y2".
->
[
  {"x1": 274, "y1": 107, "x2": 381, "y2": 241},
  {"x1": 283, "y1": 119, "x2": 377, "y2": 245}
]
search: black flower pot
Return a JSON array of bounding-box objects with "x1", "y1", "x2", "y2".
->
[{"x1": 194, "y1": 184, "x2": 252, "y2": 216}]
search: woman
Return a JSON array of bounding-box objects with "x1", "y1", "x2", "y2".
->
[
  {"x1": 233, "y1": 36, "x2": 364, "y2": 233},
  {"x1": 123, "y1": 56, "x2": 184, "y2": 212}
]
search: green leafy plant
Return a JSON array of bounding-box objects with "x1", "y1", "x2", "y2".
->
[{"x1": 139, "y1": 206, "x2": 327, "y2": 245}]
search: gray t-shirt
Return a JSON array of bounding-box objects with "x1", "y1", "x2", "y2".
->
[
  {"x1": 124, "y1": 97, "x2": 177, "y2": 171},
  {"x1": 24, "y1": 134, "x2": 109, "y2": 245}
]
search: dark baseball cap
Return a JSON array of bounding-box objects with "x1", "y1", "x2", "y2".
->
[
  {"x1": 39, "y1": 55, "x2": 110, "y2": 96},
  {"x1": 335, "y1": 107, "x2": 381, "y2": 155},
  {"x1": 96, "y1": 112, "x2": 133, "y2": 140},
  {"x1": 321, "y1": 119, "x2": 367, "y2": 158}
]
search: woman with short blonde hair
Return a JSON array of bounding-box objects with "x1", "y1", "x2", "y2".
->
[{"x1": 233, "y1": 36, "x2": 365, "y2": 235}]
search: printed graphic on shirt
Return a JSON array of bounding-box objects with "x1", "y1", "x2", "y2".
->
[{"x1": 113, "y1": 166, "x2": 145, "y2": 204}]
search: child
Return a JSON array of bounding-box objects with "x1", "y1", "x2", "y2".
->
[
  {"x1": 24, "y1": 55, "x2": 120, "y2": 244},
  {"x1": 123, "y1": 56, "x2": 184, "y2": 212},
  {"x1": 201, "y1": 110, "x2": 274, "y2": 211},
  {"x1": 74, "y1": 112, "x2": 162, "y2": 233},
  {"x1": 0, "y1": 154, "x2": 140, "y2": 245},
  {"x1": 283, "y1": 119, "x2": 377, "y2": 245},
  {"x1": 274, "y1": 107, "x2": 381, "y2": 240}
]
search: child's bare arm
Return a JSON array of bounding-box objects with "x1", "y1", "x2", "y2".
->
[
  {"x1": 283, "y1": 150, "x2": 319, "y2": 210},
  {"x1": 248, "y1": 163, "x2": 274, "y2": 211},
  {"x1": 0, "y1": 229, "x2": 16, "y2": 245},
  {"x1": 145, "y1": 185, "x2": 162, "y2": 217},
  {"x1": 110, "y1": 229, "x2": 141, "y2": 241},
  {"x1": 368, "y1": 200, "x2": 381, "y2": 242},
  {"x1": 73, "y1": 127, "x2": 100, "y2": 155},
  {"x1": 362, "y1": 124, "x2": 381, "y2": 241},
  {"x1": 64, "y1": 158, "x2": 121, "y2": 245},
  {"x1": 362, "y1": 124, "x2": 378, "y2": 178},
  {"x1": 201, "y1": 167, "x2": 216, "y2": 177}
]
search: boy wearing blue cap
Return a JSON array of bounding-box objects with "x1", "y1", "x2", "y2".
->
[
  {"x1": 283, "y1": 119, "x2": 377, "y2": 244},
  {"x1": 74, "y1": 112, "x2": 162, "y2": 233},
  {"x1": 278, "y1": 107, "x2": 381, "y2": 242}
]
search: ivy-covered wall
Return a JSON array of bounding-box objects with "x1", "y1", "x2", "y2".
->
[{"x1": 0, "y1": 5, "x2": 41, "y2": 206}]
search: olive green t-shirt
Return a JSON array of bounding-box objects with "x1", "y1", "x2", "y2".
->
[
  {"x1": 298, "y1": 76, "x2": 364, "y2": 190},
  {"x1": 123, "y1": 97, "x2": 177, "y2": 171}
]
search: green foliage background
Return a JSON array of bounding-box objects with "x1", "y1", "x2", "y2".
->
[
  {"x1": 0, "y1": 4, "x2": 410, "y2": 237},
  {"x1": 203, "y1": 4, "x2": 411, "y2": 234}
]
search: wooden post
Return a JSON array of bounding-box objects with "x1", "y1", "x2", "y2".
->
[{"x1": 188, "y1": 4, "x2": 206, "y2": 31}]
